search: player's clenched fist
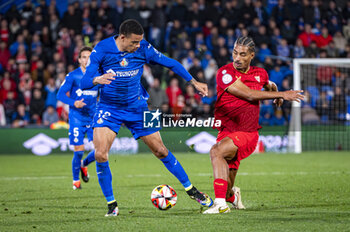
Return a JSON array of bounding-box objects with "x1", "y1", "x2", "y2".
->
[
  {"x1": 93, "y1": 73, "x2": 116, "y2": 85},
  {"x1": 282, "y1": 90, "x2": 304, "y2": 102}
]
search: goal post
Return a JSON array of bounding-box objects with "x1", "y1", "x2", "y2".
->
[{"x1": 291, "y1": 58, "x2": 350, "y2": 153}]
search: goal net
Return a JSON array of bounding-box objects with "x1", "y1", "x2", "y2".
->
[{"x1": 290, "y1": 59, "x2": 350, "y2": 153}]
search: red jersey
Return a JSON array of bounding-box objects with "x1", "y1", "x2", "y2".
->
[{"x1": 214, "y1": 63, "x2": 269, "y2": 132}]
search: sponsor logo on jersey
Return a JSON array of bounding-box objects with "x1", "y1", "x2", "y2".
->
[
  {"x1": 75, "y1": 89, "x2": 98, "y2": 97},
  {"x1": 120, "y1": 58, "x2": 128, "y2": 67},
  {"x1": 106, "y1": 69, "x2": 140, "y2": 78},
  {"x1": 222, "y1": 70, "x2": 227, "y2": 74},
  {"x1": 97, "y1": 118, "x2": 103, "y2": 124},
  {"x1": 255, "y1": 76, "x2": 260, "y2": 82}
]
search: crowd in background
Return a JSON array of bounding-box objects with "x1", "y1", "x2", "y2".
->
[{"x1": 0, "y1": 0, "x2": 350, "y2": 128}]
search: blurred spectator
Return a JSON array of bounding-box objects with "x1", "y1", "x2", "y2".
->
[
  {"x1": 9, "y1": 34, "x2": 27, "y2": 56},
  {"x1": 305, "y1": 41, "x2": 319, "y2": 58},
  {"x1": 166, "y1": 78, "x2": 182, "y2": 109},
  {"x1": 0, "y1": 19, "x2": 9, "y2": 44},
  {"x1": 272, "y1": 109, "x2": 286, "y2": 126},
  {"x1": 316, "y1": 91, "x2": 330, "y2": 120},
  {"x1": 287, "y1": 0, "x2": 302, "y2": 25},
  {"x1": 298, "y1": 24, "x2": 316, "y2": 47},
  {"x1": 259, "y1": 111, "x2": 273, "y2": 126},
  {"x1": 326, "y1": 41, "x2": 339, "y2": 57},
  {"x1": 189, "y1": 58, "x2": 204, "y2": 78},
  {"x1": 44, "y1": 77, "x2": 58, "y2": 107},
  {"x1": 260, "y1": 100, "x2": 274, "y2": 116},
  {"x1": 42, "y1": 105, "x2": 59, "y2": 127},
  {"x1": 239, "y1": 0, "x2": 257, "y2": 25},
  {"x1": 294, "y1": 38, "x2": 306, "y2": 58},
  {"x1": 254, "y1": 0, "x2": 268, "y2": 25},
  {"x1": 276, "y1": 39, "x2": 290, "y2": 58},
  {"x1": 333, "y1": 31, "x2": 347, "y2": 53},
  {"x1": 280, "y1": 20, "x2": 296, "y2": 44},
  {"x1": 3, "y1": 91, "x2": 17, "y2": 124},
  {"x1": 0, "y1": 103, "x2": 5, "y2": 126},
  {"x1": 61, "y1": 4, "x2": 82, "y2": 34},
  {"x1": 269, "y1": 66, "x2": 284, "y2": 89},
  {"x1": 29, "y1": 88, "x2": 45, "y2": 124},
  {"x1": 254, "y1": 25, "x2": 270, "y2": 48},
  {"x1": 0, "y1": 72, "x2": 17, "y2": 104},
  {"x1": 122, "y1": 0, "x2": 142, "y2": 24},
  {"x1": 316, "y1": 27, "x2": 333, "y2": 48},
  {"x1": 330, "y1": 86, "x2": 347, "y2": 120},
  {"x1": 271, "y1": 0, "x2": 291, "y2": 25},
  {"x1": 148, "y1": 78, "x2": 168, "y2": 109},
  {"x1": 138, "y1": 0, "x2": 151, "y2": 29},
  {"x1": 316, "y1": 58, "x2": 333, "y2": 86},
  {"x1": 184, "y1": 85, "x2": 201, "y2": 107},
  {"x1": 257, "y1": 43, "x2": 272, "y2": 63},
  {"x1": 202, "y1": 89, "x2": 216, "y2": 106},
  {"x1": 169, "y1": 0, "x2": 188, "y2": 23},
  {"x1": 12, "y1": 104, "x2": 30, "y2": 128}
]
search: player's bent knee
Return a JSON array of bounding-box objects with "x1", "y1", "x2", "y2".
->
[
  {"x1": 95, "y1": 150, "x2": 108, "y2": 162},
  {"x1": 209, "y1": 145, "x2": 220, "y2": 160},
  {"x1": 153, "y1": 146, "x2": 168, "y2": 159}
]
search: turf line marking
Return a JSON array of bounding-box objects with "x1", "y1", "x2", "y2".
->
[
  {"x1": 197, "y1": 171, "x2": 350, "y2": 176},
  {"x1": 1, "y1": 171, "x2": 349, "y2": 181},
  {"x1": 0, "y1": 176, "x2": 68, "y2": 181}
]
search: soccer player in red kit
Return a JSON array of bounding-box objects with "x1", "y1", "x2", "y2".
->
[{"x1": 203, "y1": 36, "x2": 304, "y2": 214}]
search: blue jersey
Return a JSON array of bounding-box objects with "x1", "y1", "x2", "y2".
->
[
  {"x1": 57, "y1": 67, "x2": 99, "y2": 126},
  {"x1": 81, "y1": 35, "x2": 193, "y2": 109}
]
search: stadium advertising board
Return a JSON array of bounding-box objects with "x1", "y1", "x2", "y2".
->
[{"x1": 0, "y1": 127, "x2": 295, "y2": 155}]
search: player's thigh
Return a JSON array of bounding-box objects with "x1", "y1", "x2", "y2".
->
[
  {"x1": 140, "y1": 131, "x2": 168, "y2": 158},
  {"x1": 93, "y1": 127, "x2": 116, "y2": 154},
  {"x1": 211, "y1": 137, "x2": 238, "y2": 161},
  {"x1": 74, "y1": 145, "x2": 84, "y2": 152}
]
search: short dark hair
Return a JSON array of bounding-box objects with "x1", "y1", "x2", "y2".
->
[
  {"x1": 119, "y1": 19, "x2": 144, "y2": 37},
  {"x1": 79, "y1": 46, "x2": 92, "y2": 58},
  {"x1": 234, "y1": 36, "x2": 255, "y2": 53}
]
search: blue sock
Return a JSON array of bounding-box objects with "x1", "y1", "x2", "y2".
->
[
  {"x1": 83, "y1": 150, "x2": 95, "y2": 167},
  {"x1": 160, "y1": 150, "x2": 192, "y2": 189},
  {"x1": 72, "y1": 151, "x2": 84, "y2": 181},
  {"x1": 96, "y1": 161, "x2": 115, "y2": 203}
]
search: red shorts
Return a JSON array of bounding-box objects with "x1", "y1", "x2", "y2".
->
[{"x1": 217, "y1": 131, "x2": 259, "y2": 170}]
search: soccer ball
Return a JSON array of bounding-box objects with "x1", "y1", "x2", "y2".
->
[{"x1": 151, "y1": 184, "x2": 177, "y2": 210}]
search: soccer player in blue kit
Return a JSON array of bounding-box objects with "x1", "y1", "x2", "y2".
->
[
  {"x1": 81, "y1": 19, "x2": 213, "y2": 216},
  {"x1": 57, "y1": 47, "x2": 98, "y2": 190}
]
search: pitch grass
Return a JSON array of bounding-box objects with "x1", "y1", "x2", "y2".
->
[{"x1": 0, "y1": 152, "x2": 349, "y2": 232}]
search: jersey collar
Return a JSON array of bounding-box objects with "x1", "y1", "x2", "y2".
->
[{"x1": 232, "y1": 63, "x2": 250, "y2": 74}]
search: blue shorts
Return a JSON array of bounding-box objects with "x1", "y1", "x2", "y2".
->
[
  {"x1": 93, "y1": 104, "x2": 160, "y2": 139},
  {"x1": 69, "y1": 124, "x2": 93, "y2": 146}
]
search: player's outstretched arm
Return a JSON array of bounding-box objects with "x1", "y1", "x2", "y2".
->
[
  {"x1": 147, "y1": 47, "x2": 208, "y2": 96},
  {"x1": 264, "y1": 81, "x2": 283, "y2": 107},
  {"x1": 227, "y1": 79, "x2": 304, "y2": 102}
]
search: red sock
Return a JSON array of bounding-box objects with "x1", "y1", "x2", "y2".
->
[
  {"x1": 213, "y1": 178, "x2": 228, "y2": 199},
  {"x1": 226, "y1": 194, "x2": 236, "y2": 203}
]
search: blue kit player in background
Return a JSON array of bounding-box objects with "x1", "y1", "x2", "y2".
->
[
  {"x1": 81, "y1": 19, "x2": 213, "y2": 216},
  {"x1": 57, "y1": 47, "x2": 98, "y2": 190}
]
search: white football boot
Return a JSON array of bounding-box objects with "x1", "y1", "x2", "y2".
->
[
  {"x1": 203, "y1": 201, "x2": 230, "y2": 214},
  {"x1": 232, "y1": 186, "x2": 245, "y2": 209}
]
